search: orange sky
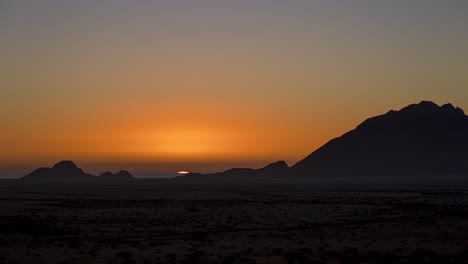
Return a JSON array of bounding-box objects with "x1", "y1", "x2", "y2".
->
[{"x1": 1, "y1": 1, "x2": 468, "y2": 177}]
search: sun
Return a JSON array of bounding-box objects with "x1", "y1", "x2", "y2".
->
[{"x1": 177, "y1": 171, "x2": 190, "y2": 175}]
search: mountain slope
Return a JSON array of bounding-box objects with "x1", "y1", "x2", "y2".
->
[
  {"x1": 176, "y1": 101, "x2": 468, "y2": 181},
  {"x1": 292, "y1": 101, "x2": 468, "y2": 177},
  {"x1": 22, "y1": 161, "x2": 94, "y2": 180},
  {"x1": 174, "y1": 161, "x2": 289, "y2": 182}
]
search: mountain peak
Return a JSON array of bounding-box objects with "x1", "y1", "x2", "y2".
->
[
  {"x1": 399, "y1": 101, "x2": 464, "y2": 115},
  {"x1": 354, "y1": 101, "x2": 467, "y2": 133},
  {"x1": 116, "y1": 170, "x2": 133, "y2": 178},
  {"x1": 293, "y1": 101, "x2": 468, "y2": 177},
  {"x1": 23, "y1": 160, "x2": 88, "y2": 180},
  {"x1": 99, "y1": 171, "x2": 115, "y2": 177},
  {"x1": 261, "y1": 161, "x2": 288, "y2": 171},
  {"x1": 99, "y1": 170, "x2": 134, "y2": 180},
  {"x1": 52, "y1": 160, "x2": 79, "y2": 170}
]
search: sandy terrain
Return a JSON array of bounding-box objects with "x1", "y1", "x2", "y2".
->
[{"x1": 0, "y1": 181, "x2": 467, "y2": 264}]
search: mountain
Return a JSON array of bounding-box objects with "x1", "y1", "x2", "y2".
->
[
  {"x1": 99, "y1": 170, "x2": 134, "y2": 180},
  {"x1": 22, "y1": 101, "x2": 468, "y2": 182},
  {"x1": 22, "y1": 161, "x2": 134, "y2": 181},
  {"x1": 292, "y1": 101, "x2": 468, "y2": 177},
  {"x1": 22, "y1": 161, "x2": 95, "y2": 181},
  {"x1": 176, "y1": 101, "x2": 468, "y2": 181}
]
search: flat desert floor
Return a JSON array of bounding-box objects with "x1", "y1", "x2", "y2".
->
[{"x1": 0, "y1": 181, "x2": 467, "y2": 264}]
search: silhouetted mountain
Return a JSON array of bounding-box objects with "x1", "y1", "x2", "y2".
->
[
  {"x1": 22, "y1": 161, "x2": 94, "y2": 181},
  {"x1": 100, "y1": 171, "x2": 116, "y2": 178},
  {"x1": 22, "y1": 161, "x2": 134, "y2": 181},
  {"x1": 99, "y1": 170, "x2": 134, "y2": 180},
  {"x1": 176, "y1": 101, "x2": 468, "y2": 181},
  {"x1": 260, "y1": 160, "x2": 289, "y2": 173},
  {"x1": 175, "y1": 161, "x2": 289, "y2": 182},
  {"x1": 116, "y1": 170, "x2": 134, "y2": 178},
  {"x1": 292, "y1": 101, "x2": 468, "y2": 177}
]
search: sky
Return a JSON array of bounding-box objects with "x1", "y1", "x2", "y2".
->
[{"x1": 1, "y1": 0, "x2": 468, "y2": 178}]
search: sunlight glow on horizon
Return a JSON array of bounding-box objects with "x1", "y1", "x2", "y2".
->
[{"x1": 1, "y1": 0, "x2": 467, "y2": 177}]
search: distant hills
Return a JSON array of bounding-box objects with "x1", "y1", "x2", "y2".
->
[
  {"x1": 22, "y1": 161, "x2": 134, "y2": 181},
  {"x1": 176, "y1": 161, "x2": 289, "y2": 181},
  {"x1": 178, "y1": 101, "x2": 468, "y2": 181},
  {"x1": 99, "y1": 170, "x2": 134, "y2": 180}
]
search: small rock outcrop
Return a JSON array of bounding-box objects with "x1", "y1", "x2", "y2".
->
[{"x1": 99, "y1": 170, "x2": 134, "y2": 180}]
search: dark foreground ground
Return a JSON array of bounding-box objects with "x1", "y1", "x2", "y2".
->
[{"x1": 1, "y1": 180, "x2": 468, "y2": 264}]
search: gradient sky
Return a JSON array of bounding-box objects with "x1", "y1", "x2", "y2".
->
[{"x1": 1, "y1": 0, "x2": 468, "y2": 178}]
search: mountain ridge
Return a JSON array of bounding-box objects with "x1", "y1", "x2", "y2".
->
[
  {"x1": 178, "y1": 101, "x2": 468, "y2": 181},
  {"x1": 19, "y1": 101, "x2": 468, "y2": 182},
  {"x1": 292, "y1": 101, "x2": 468, "y2": 176},
  {"x1": 22, "y1": 161, "x2": 135, "y2": 181}
]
